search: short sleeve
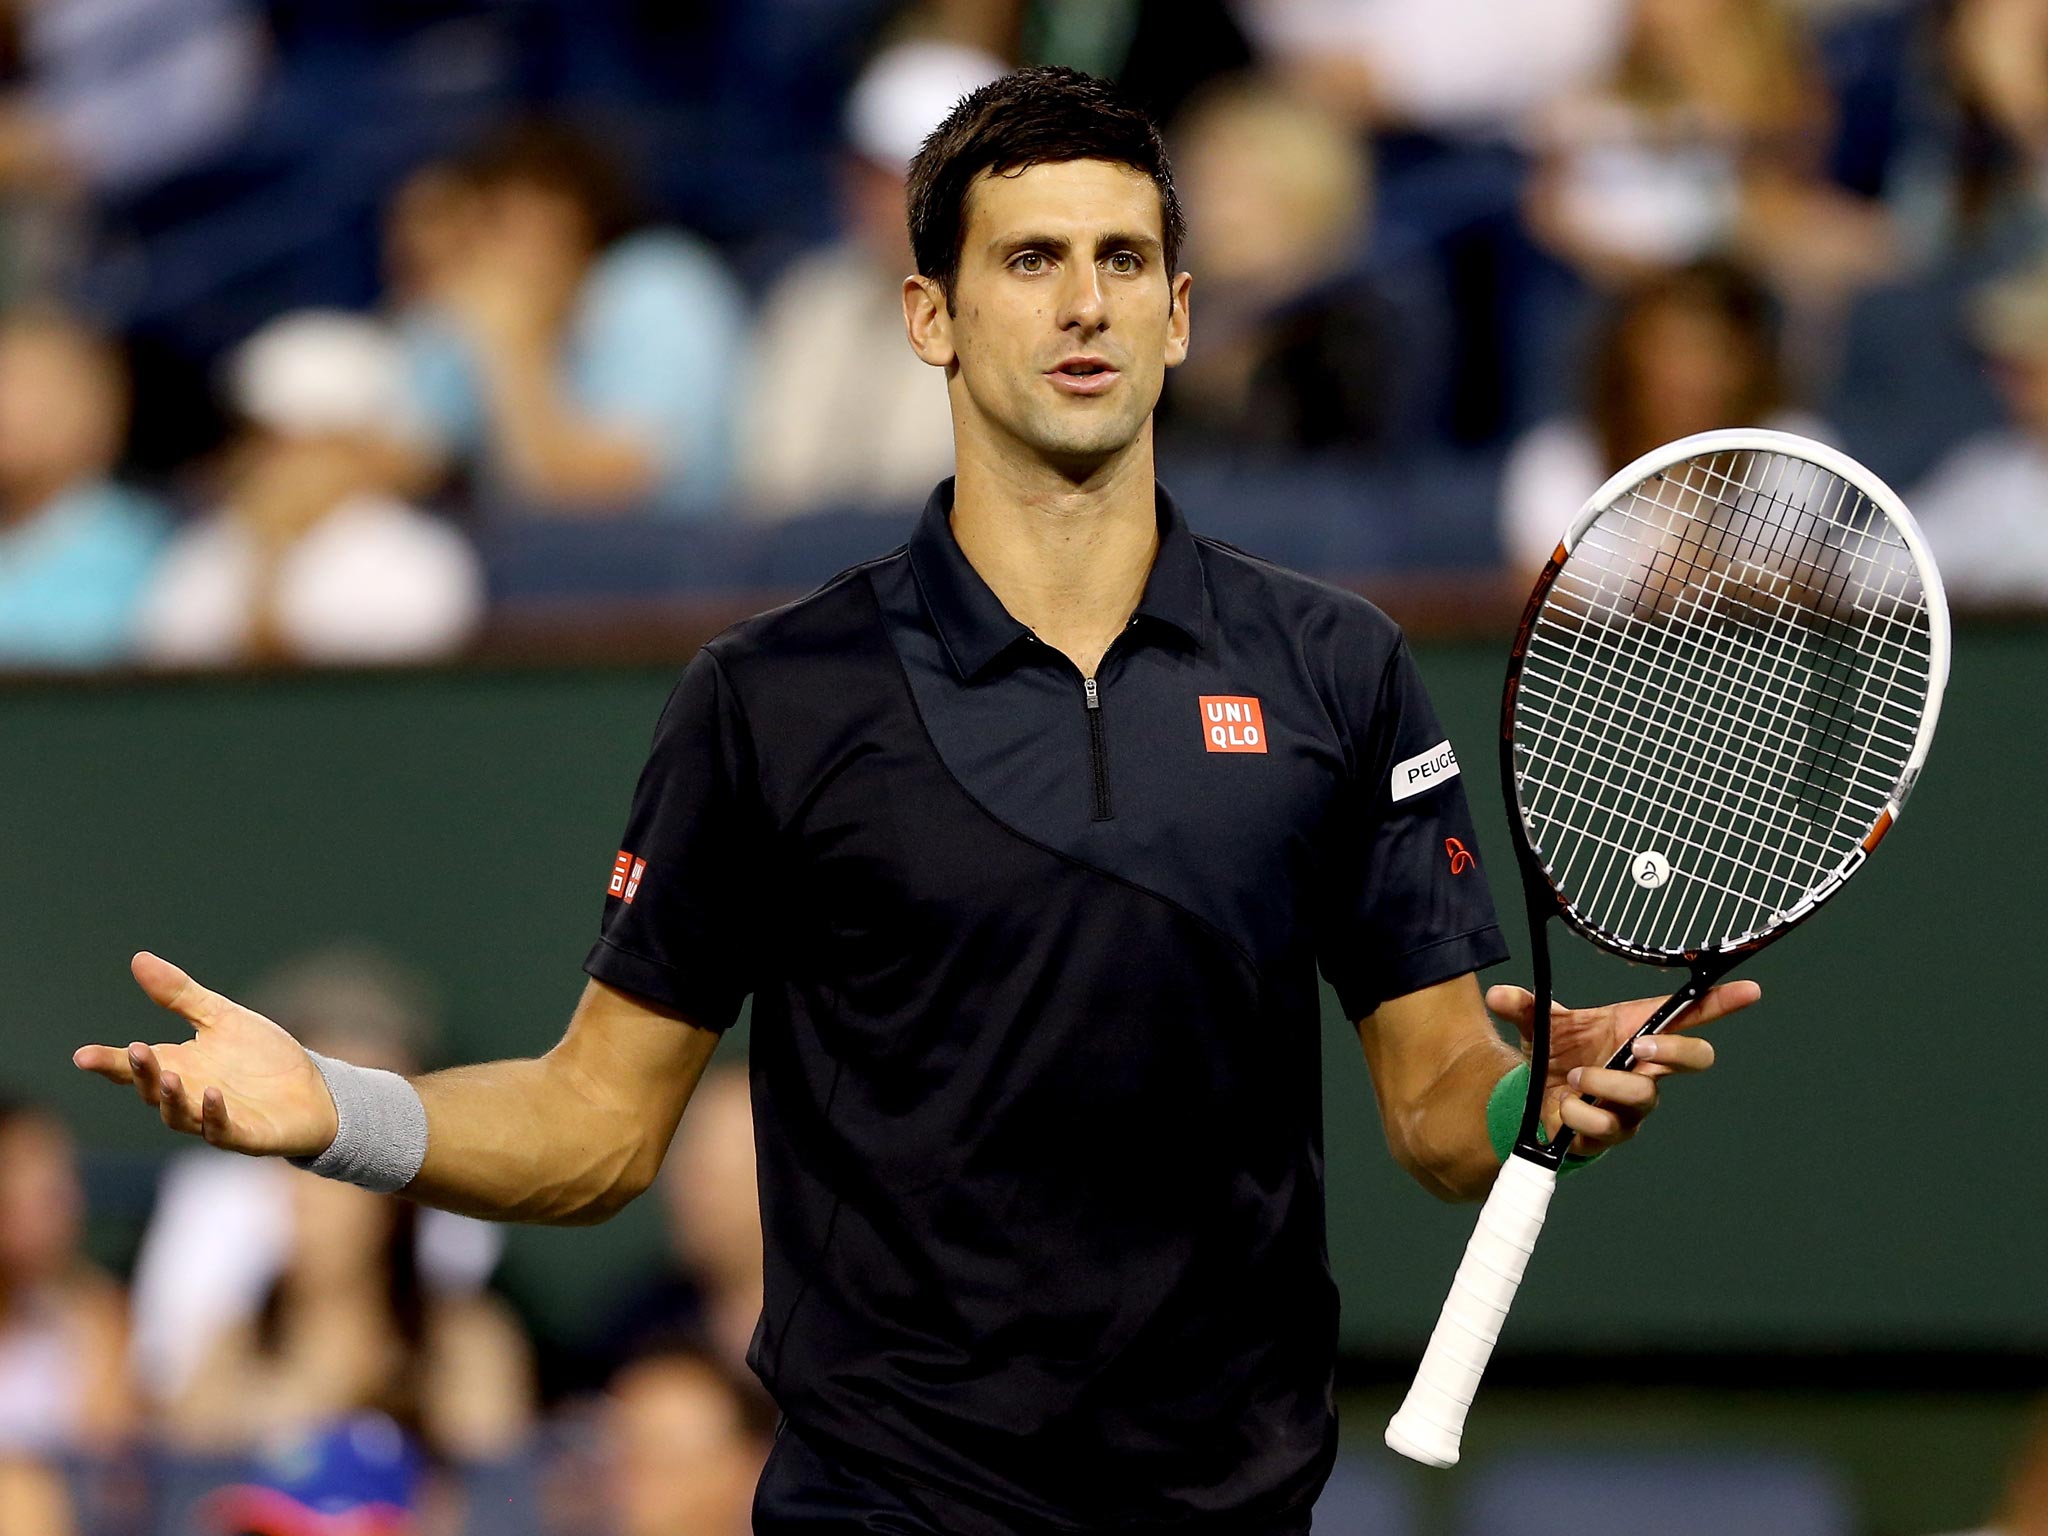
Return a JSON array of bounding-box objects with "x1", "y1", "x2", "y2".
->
[
  {"x1": 1316, "y1": 638, "x2": 1510, "y2": 1019},
  {"x1": 584, "y1": 648, "x2": 767, "y2": 1029}
]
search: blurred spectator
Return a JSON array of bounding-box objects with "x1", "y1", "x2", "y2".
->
[
  {"x1": 1908, "y1": 256, "x2": 2048, "y2": 605},
  {"x1": 1156, "y1": 74, "x2": 1408, "y2": 457},
  {"x1": 1234, "y1": 0, "x2": 1628, "y2": 138},
  {"x1": 200, "y1": 1413, "x2": 426, "y2": 1536},
  {"x1": 1997, "y1": 1402, "x2": 2048, "y2": 1535},
  {"x1": 1525, "y1": 0, "x2": 1896, "y2": 298},
  {"x1": 739, "y1": 39, "x2": 1003, "y2": 518},
  {"x1": 1948, "y1": 0, "x2": 2048, "y2": 191},
  {"x1": 168, "y1": 1170, "x2": 534, "y2": 1461},
  {"x1": 0, "y1": 1099, "x2": 135, "y2": 1458},
  {"x1": 933, "y1": 0, "x2": 1254, "y2": 126},
  {"x1": 135, "y1": 311, "x2": 484, "y2": 666},
  {"x1": 0, "y1": 1459, "x2": 75, "y2": 1536},
  {"x1": 1920, "y1": 0, "x2": 2048, "y2": 257},
  {"x1": 0, "y1": 308, "x2": 169, "y2": 667},
  {"x1": 603, "y1": 1342, "x2": 774, "y2": 1536},
  {"x1": 0, "y1": 0, "x2": 265, "y2": 306},
  {"x1": 396, "y1": 121, "x2": 747, "y2": 518},
  {"x1": 0, "y1": 0, "x2": 263, "y2": 200},
  {"x1": 596, "y1": 1066, "x2": 760, "y2": 1379},
  {"x1": 130, "y1": 942, "x2": 505, "y2": 1411},
  {"x1": 1500, "y1": 259, "x2": 1830, "y2": 569}
]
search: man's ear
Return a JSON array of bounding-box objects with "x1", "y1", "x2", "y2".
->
[
  {"x1": 903, "y1": 275, "x2": 955, "y2": 369},
  {"x1": 1164, "y1": 270, "x2": 1192, "y2": 369}
]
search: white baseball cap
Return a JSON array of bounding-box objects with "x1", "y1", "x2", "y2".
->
[
  {"x1": 845, "y1": 40, "x2": 1008, "y2": 172},
  {"x1": 230, "y1": 310, "x2": 420, "y2": 439}
]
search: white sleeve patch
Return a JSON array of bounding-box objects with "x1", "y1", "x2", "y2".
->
[{"x1": 1390, "y1": 740, "x2": 1460, "y2": 802}]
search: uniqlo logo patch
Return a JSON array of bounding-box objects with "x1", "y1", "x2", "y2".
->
[
  {"x1": 608, "y1": 850, "x2": 638, "y2": 901},
  {"x1": 623, "y1": 857, "x2": 646, "y2": 904},
  {"x1": 1200, "y1": 695, "x2": 1267, "y2": 753}
]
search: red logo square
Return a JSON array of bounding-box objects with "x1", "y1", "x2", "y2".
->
[
  {"x1": 1199, "y1": 695, "x2": 1268, "y2": 753},
  {"x1": 608, "y1": 850, "x2": 633, "y2": 898}
]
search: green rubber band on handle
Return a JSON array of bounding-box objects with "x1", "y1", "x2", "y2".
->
[{"x1": 1486, "y1": 1061, "x2": 1606, "y2": 1175}]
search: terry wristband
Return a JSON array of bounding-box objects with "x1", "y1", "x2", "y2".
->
[
  {"x1": 1485, "y1": 1061, "x2": 1604, "y2": 1175},
  {"x1": 287, "y1": 1050, "x2": 429, "y2": 1194}
]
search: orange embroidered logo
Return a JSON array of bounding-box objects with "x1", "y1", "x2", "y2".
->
[
  {"x1": 1200, "y1": 695, "x2": 1267, "y2": 753},
  {"x1": 608, "y1": 850, "x2": 647, "y2": 903},
  {"x1": 1445, "y1": 838, "x2": 1476, "y2": 875}
]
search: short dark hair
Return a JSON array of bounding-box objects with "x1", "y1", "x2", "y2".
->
[
  {"x1": 906, "y1": 66, "x2": 1185, "y2": 300},
  {"x1": 453, "y1": 119, "x2": 640, "y2": 249}
]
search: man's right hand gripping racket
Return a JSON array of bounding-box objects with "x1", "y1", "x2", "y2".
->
[{"x1": 1385, "y1": 429, "x2": 1950, "y2": 1468}]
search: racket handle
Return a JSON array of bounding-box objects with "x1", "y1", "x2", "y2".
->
[{"x1": 1384, "y1": 1152, "x2": 1558, "y2": 1468}]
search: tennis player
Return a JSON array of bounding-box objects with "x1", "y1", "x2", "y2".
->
[{"x1": 77, "y1": 68, "x2": 1756, "y2": 1534}]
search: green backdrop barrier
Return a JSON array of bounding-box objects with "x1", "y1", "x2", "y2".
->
[{"x1": 4, "y1": 628, "x2": 2040, "y2": 1357}]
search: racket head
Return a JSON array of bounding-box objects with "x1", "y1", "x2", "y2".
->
[{"x1": 1502, "y1": 428, "x2": 1949, "y2": 966}]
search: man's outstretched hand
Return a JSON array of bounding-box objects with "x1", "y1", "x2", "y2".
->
[
  {"x1": 1485, "y1": 980, "x2": 1761, "y2": 1155},
  {"x1": 73, "y1": 952, "x2": 338, "y2": 1157}
]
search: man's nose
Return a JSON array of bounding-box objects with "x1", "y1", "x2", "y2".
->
[{"x1": 1057, "y1": 265, "x2": 1109, "y2": 333}]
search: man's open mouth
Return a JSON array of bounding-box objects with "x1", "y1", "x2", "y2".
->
[{"x1": 1048, "y1": 358, "x2": 1120, "y2": 393}]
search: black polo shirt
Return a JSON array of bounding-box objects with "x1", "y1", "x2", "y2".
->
[{"x1": 585, "y1": 480, "x2": 1507, "y2": 1533}]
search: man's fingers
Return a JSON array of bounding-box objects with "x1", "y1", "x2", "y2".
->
[
  {"x1": 1663, "y1": 980, "x2": 1762, "y2": 1033},
  {"x1": 158, "y1": 1070, "x2": 201, "y2": 1134},
  {"x1": 129, "y1": 951, "x2": 226, "y2": 1030},
  {"x1": 201, "y1": 1087, "x2": 233, "y2": 1146},
  {"x1": 127, "y1": 1042, "x2": 164, "y2": 1106},
  {"x1": 1568, "y1": 1066, "x2": 1657, "y2": 1109},
  {"x1": 73, "y1": 1045, "x2": 136, "y2": 1084},
  {"x1": 1630, "y1": 1034, "x2": 1716, "y2": 1074},
  {"x1": 1485, "y1": 985, "x2": 1575, "y2": 1027},
  {"x1": 1558, "y1": 1094, "x2": 1631, "y2": 1146}
]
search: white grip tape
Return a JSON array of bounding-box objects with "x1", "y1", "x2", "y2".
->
[{"x1": 1384, "y1": 1153, "x2": 1558, "y2": 1467}]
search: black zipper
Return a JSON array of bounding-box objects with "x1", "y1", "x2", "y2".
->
[{"x1": 1083, "y1": 675, "x2": 1112, "y2": 821}]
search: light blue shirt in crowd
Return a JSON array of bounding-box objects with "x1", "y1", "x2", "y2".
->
[
  {"x1": 0, "y1": 481, "x2": 171, "y2": 667},
  {"x1": 404, "y1": 229, "x2": 748, "y2": 519}
]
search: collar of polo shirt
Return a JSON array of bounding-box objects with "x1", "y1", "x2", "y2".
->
[{"x1": 906, "y1": 478, "x2": 1212, "y2": 681}]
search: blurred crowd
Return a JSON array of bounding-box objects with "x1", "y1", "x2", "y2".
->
[
  {"x1": 0, "y1": 0, "x2": 2047, "y2": 672},
  {"x1": 6, "y1": 947, "x2": 2048, "y2": 1534},
  {"x1": 0, "y1": 943, "x2": 775, "y2": 1535}
]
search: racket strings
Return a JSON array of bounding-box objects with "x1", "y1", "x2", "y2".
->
[
  {"x1": 1514, "y1": 448, "x2": 1934, "y2": 956},
  {"x1": 1555, "y1": 455, "x2": 1913, "y2": 944}
]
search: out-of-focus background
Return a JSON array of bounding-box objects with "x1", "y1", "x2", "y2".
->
[{"x1": 1, "y1": 0, "x2": 2044, "y2": 1532}]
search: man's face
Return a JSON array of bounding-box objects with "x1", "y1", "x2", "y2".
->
[{"x1": 911, "y1": 158, "x2": 1190, "y2": 477}]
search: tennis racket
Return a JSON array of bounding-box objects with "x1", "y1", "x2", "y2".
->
[{"x1": 1384, "y1": 428, "x2": 1950, "y2": 1468}]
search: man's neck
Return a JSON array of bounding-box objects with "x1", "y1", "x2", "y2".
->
[{"x1": 948, "y1": 434, "x2": 1160, "y2": 679}]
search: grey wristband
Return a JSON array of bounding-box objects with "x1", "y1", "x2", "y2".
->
[{"x1": 287, "y1": 1050, "x2": 429, "y2": 1194}]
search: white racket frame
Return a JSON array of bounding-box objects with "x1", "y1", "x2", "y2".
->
[{"x1": 1384, "y1": 428, "x2": 1951, "y2": 1470}]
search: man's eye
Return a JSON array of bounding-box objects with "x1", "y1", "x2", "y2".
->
[
  {"x1": 1014, "y1": 252, "x2": 1047, "y2": 273},
  {"x1": 1107, "y1": 252, "x2": 1139, "y2": 274}
]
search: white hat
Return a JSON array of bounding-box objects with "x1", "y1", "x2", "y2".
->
[
  {"x1": 230, "y1": 310, "x2": 418, "y2": 439},
  {"x1": 845, "y1": 40, "x2": 1008, "y2": 172}
]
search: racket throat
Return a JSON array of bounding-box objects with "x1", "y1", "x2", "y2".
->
[{"x1": 1515, "y1": 888, "x2": 1565, "y2": 1167}]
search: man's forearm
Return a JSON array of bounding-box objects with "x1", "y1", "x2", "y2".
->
[
  {"x1": 397, "y1": 985, "x2": 721, "y2": 1225},
  {"x1": 402, "y1": 1056, "x2": 655, "y2": 1224},
  {"x1": 478, "y1": 337, "x2": 662, "y2": 505},
  {"x1": 1390, "y1": 1035, "x2": 1522, "y2": 1204}
]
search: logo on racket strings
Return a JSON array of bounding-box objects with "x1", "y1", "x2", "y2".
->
[
  {"x1": 1631, "y1": 850, "x2": 1671, "y2": 890},
  {"x1": 1445, "y1": 838, "x2": 1476, "y2": 875}
]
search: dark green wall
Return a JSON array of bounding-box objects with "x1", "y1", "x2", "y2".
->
[{"x1": 4, "y1": 630, "x2": 2040, "y2": 1355}]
